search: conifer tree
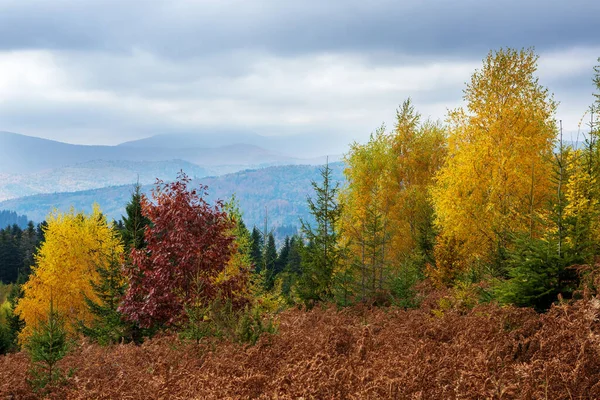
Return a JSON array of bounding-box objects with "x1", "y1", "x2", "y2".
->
[
  {"x1": 25, "y1": 298, "x2": 68, "y2": 391},
  {"x1": 275, "y1": 236, "x2": 291, "y2": 277},
  {"x1": 297, "y1": 161, "x2": 342, "y2": 305},
  {"x1": 79, "y1": 250, "x2": 131, "y2": 345},
  {"x1": 250, "y1": 227, "x2": 264, "y2": 273},
  {"x1": 121, "y1": 183, "x2": 150, "y2": 253},
  {"x1": 264, "y1": 233, "x2": 278, "y2": 290}
]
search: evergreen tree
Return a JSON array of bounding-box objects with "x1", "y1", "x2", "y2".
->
[
  {"x1": 264, "y1": 233, "x2": 278, "y2": 290},
  {"x1": 79, "y1": 251, "x2": 132, "y2": 345},
  {"x1": 121, "y1": 183, "x2": 150, "y2": 253},
  {"x1": 494, "y1": 235, "x2": 581, "y2": 311},
  {"x1": 286, "y1": 235, "x2": 303, "y2": 275},
  {"x1": 25, "y1": 299, "x2": 69, "y2": 391},
  {"x1": 0, "y1": 227, "x2": 23, "y2": 283},
  {"x1": 297, "y1": 161, "x2": 342, "y2": 305},
  {"x1": 250, "y1": 227, "x2": 264, "y2": 272},
  {"x1": 275, "y1": 236, "x2": 291, "y2": 277},
  {"x1": 5, "y1": 283, "x2": 24, "y2": 351}
]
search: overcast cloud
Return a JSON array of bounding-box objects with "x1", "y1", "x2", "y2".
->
[{"x1": 0, "y1": 0, "x2": 598, "y2": 154}]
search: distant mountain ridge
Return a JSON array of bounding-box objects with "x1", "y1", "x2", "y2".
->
[
  {"x1": 0, "y1": 131, "x2": 303, "y2": 174},
  {"x1": 0, "y1": 131, "x2": 343, "y2": 202},
  {"x1": 0, "y1": 163, "x2": 346, "y2": 233},
  {"x1": 118, "y1": 130, "x2": 346, "y2": 159}
]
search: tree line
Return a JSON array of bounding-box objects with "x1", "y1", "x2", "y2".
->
[{"x1": 1, "y1": 47, "x2": 600, "y2": 391}]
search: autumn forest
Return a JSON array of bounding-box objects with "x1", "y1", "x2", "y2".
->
[{"x1": 2, "y1": 48, "x2": 600, "y2": 398}]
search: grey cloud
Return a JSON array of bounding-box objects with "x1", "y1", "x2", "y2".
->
[{"x1": 1, "y1": 0, "x2": 598, "y2": 59}]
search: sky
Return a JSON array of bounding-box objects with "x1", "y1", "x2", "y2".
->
[{"x1": 0, "y1": 0, "x2": 598, "y2": 154}]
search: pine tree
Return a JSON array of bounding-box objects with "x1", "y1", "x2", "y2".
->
[{"x1": 297, "y1": 161, "x2": 342, "y2": 305}]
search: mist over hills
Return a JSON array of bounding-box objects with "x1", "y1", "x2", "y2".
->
[
  {"x1": 118, "y1": 130, "x2": 347, "y2": 159},
  {"x1": 0, "y1": 163, "x2": 346, "y2": 234},
  {"x1": 0, "y1": 131, "x2": 343, "y2": 202}
]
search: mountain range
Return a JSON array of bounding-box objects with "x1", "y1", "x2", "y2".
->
[
  {"x1": 0, "y1": 131, "x2": 342, "y2": 201},
  {"x1": 0, "y1": 130, "x2": 347, "y2": 234},
  {"x1": 0, "y1": 163, "x2": 346, "y2": 233}
]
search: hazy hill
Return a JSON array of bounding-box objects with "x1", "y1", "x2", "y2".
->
[
  {"x1": 118, "y1": 130, "x2": 346, "y2": 159},
  {"x1": 0, "y1": 131, "x2": 310, "y2": 175},
  {"x1": 0, "y1": 131, "x2": 345, "y2": 202},
  {"x1": 0, "y1": 159, "x2": 218, "y2": 202},
  {"x1": 0, "y1": 163, "x2": 346, "y2": 232}
]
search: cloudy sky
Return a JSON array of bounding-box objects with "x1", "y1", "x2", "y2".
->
[{"x1": 0, "y1": 0, "x2": 598, "y2": 154}]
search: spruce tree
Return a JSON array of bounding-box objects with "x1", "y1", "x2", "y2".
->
[
  {"x1": 121, "y1": 183, "x2": 150, "y2": 253},
  {"x1": 275, "y1": 236, "x2": 291, "y2": 277},
  {"x1": 297, "y1": 161, "x2": 342, "y2": 305},
  {"x1": 250, "y1": 227, "x2": 264, "y2": 273},
  {"x1": 26, "y1": 298, "x2": 68, "y2": 391},
  {"x1": 264, "y1": 233, "x2": 278, "y2": 290},
  {"x1": 79, "y1": 250, "x2": 131, "y2": 345}
]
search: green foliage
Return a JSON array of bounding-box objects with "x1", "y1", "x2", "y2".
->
[
  {"x1": 235, "y1": 306, "x2": 277, "y2": 346},
  {"x1": 25, "y1": 300, "x2": 69, "y2": 392},
  {"x1": 264, "y1": 233, "x2": 278, "y2": 290},
  {"x1": 79, "y1": 250, "x2": 136, "y2": 346},
  {"x1": 493, "y1": 236, "x2": 581, "y2": 311},
  {"x1": 181, "y1": 298, "x2": 277, "y2": 345},
  {"x1": 120, "y1": 183, "x2": 151, "y2": 253},
  {"x1": 389, "y1": 256, "x2": 424, "y2": 309},
  {"x1": 0, "y1": 319, "x2": 11, "y2": 354},
  {"x1": 250, "y1": 227, "x2": 263, "y2": 272},
  {"x1": 297, "y1": 162, "x2": 342, "y2": 306}
]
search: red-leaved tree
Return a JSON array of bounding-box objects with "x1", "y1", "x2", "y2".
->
[{"x1": 120, "y1": 172, "x2": 247, "y2": 328}]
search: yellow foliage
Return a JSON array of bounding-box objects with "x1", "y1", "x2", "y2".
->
[
  {"x1": 14, "y1": 205, "x2": 123, "y2": 342},
  {"x1": 338, "y1": 99, "x2": 446, "y2": 299},
  {"x1": 563, "y1": 145, "x2": 600, "y2": 251},
  {"x1": 431, "y1": 48, "x2": 556, "y2": 271},
  {"x1": 427, "y1": 235, "x2": 466, "y2": 287}
]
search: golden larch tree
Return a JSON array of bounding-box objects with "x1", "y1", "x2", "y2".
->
[{"x1": 15, "y1": 205, "x2": 124, "y2": 342}]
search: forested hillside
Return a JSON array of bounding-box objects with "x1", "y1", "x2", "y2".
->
[
  {"x1": 1, "y1": 48, "x2": 599, "y2": 399},
  {"x1": 0, "y1": 163, "x2": 345, "y2": 231}
]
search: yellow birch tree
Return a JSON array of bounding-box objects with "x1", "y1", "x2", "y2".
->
[{"x1": 430, "y1": 48, "x2": 557, "y2": 281}]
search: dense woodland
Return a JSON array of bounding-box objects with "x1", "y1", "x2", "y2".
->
[{"x1": 2, "y1": 48, "x2": 600, "y2": 398}]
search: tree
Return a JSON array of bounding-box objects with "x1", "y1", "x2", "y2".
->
[
  {"x1": 15, "y1": 206, "x2": 124, "y2": 342},
  {"x1": 249, "y1": 227, "x2": 264, "y2": 272},
  {"x1": 431, "y1": 48, "x2": 557, "y2": 279},
  {"x1": 120, "y1": 172, "x2": 243, "y2": 329},
  {"x1": 0, "y1": 228, "x2": 23, "y2": 283},
  {"x1": 79, "y1": 250, "x2": 131, "y2": 345},
  {"x1": 338, "y1": 100, "x2": 446, "y2": 300},
  {"x1": 25, "y1": 298, "x2": 68, "y2": 391},
  {"x1": 121, "y1": 183, "x2": 151, "y2": 253},
  {"x1": 264, "y1": 233, "x2": 278, "y2": 290},
  {"x1": 275, "y1": 236, "x2": 291, "y2": 277},
  {"x1": 493, "y1": 235, "x2": 580, "y2": 311},
  {"x1": 297, "y1": 161, "x2": 342, "y2": 305}
]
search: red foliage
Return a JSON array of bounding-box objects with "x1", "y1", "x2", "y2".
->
[{"x1": 119, "y1": 172, "x2": 240, "y2": 328}]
